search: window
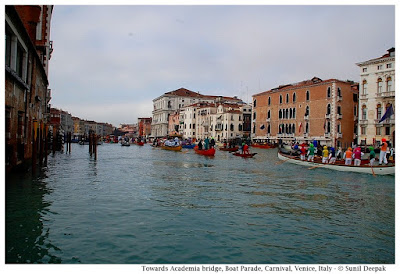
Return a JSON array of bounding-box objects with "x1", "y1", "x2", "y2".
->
[
  {"x1": 387, "y1": 63, "x2": 392, "y2": 69},
  {"x1": 377, "y1": 78, "x2": 383, "y2": 93},
  {"x1": 305, "y1": 106, "x2": 309, "y2": 116},
  {"x1": 362, "y1": 105, "x2": 367, "y2": 120},
  {"x1": 385, "y1": 127, "x2": 390, "y2": 135},
  {"x1": 327, "y1": 121, "x2": 331, "y2": 133},
  {"x1": 326, "y1": 104, "x2": 331, "y2": 115},
  {"x1": 306, "y1": 90, "x2": 310, "y2": 101},
  {"x1": 238, "y1": 124, "x2": 242, "y2": 131},
  {"x1": 253, "y1": 99, "x2": 257, "y2": 107},
  {"x1": 286, "y1": 94, "x2": 289, "y2": 103},
  {"x1": 387, "y1": 77, "x2": 392, "y2": 92},
  {"x1": 293, "y1": 93, "x2": 296, "y2": 103},
  {"x1": 267, "y1": 110, "x2": 270, "y2": 119},
  {"x1": 230, "y1": 124, "x2": 234, "y2": 131},
  {"x1": 279, "y1": 109, "x2": 282, "y2": 119},
  {"x1": 337, "y1": 123, "x2": 341, "y2": 133},
  {"x1": 268, "y1": 97, "x2": 271, "y2": 106},
  {"x1": 279, "y1": 95, "x2": 283, "y2": 104},
  {"x1": 285, "y1": 109, "x2": 289, "y2": 119},
  {"x1": 305, "y1": 122, "x2": 309, "y2": 133},
  {"x1": 363, "y1": 68, "x2": 367, "y2": 72},
  {"x1": 293, "y1": 108, "x2": 296, "y2": 118},
  {"x1": 361, "y1": 127, "x2": 366, "y2": 135},
  {"x1": 377, "y1": 65, "x2": 382, "y2": 70},
  {"x1": 5, "y1": 30, "x2": 12, "y2": 67},
  {"x1": 267, "y1": 124, "x2": 270, "y2": 134},
  {"x1": 337, "y1": 87, "x2": 341, "y2": 97},
  {"x1": 377, "y1": 104, "x2": 382, "y2": 120},
  {"x1": 362, "y1": 80, "x2": 368, "y2": 95},
  {"x1": 16, "y1": 43, "x2": 24, "y2": 78},
  {"x1": 376, "y1": 127, "x2": 381, "y2": 135},
  {"x1": 327, "y1": 87, "x2": 331, "y2": 98},
  {"x1": 253, "y1": 112, "x2": 256, "y2": 120},
  {"x1": 289, "y1": 108, "x2": 292, "y2": 119}
]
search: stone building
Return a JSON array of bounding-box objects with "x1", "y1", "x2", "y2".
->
[
  {"x1": 151, "y1": 87, "x2": 242, "y2": 138},
  {"x1": 5, "y1": 5, "x2": 53, "y2": 172},
  {"x1": 356, "y1": 48, "x2": 395, "y2": 146},
  {"x1": 252, "y1": 77, "x2": 358, "y2": 148}
]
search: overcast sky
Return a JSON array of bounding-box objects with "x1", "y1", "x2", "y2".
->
[{"x1": 48, "y1": 4, "x2": 395, "y2": 127}]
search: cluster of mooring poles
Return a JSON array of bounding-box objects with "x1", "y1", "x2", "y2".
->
[{"x1": 88, "y1": 131, "x2": 98, "y2": 160}]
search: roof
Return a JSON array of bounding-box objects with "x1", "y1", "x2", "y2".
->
[
  {"x1": 253, "y1": 77, "x2": 355, "y2": 97},
  {"x1": 165, "y1": 88, "x2": 203, "y2": 97}
]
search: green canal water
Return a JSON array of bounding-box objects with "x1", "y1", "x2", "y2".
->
[{"x1": 5, "y1": 143, "x2": 395, "y2": 264}]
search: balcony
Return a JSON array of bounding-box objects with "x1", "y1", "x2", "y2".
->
[
  {"x1": 266, "y1": 118, "x2": 270, "y2": 122},
  {"x1": 325, "y1": 114, "x2": 331, "y2": 119},
  {"x1": 381, "y1": 118, "x2": 395, "y2": 125},
  {"x1": 324, "y1": 133, "x2": 330, "y2": 138},
  {"x1": 304, "y1": 115, "x2": 309, "y2": 121},
  {"x1": 336, "y1": 132, "x2": 342, "y2": 138},
  {"x1": 337, "y1": 95, "x2": 342, "y2": 101},
  {"x1": 303, "y1": 133, "x2": 309, "y2": 138},
  {"x1": 336, "y1": 114, "x2": 342, "y2": 119},
  {"x1": 381, "y1": 91, "x2": 395, "y2": 98},
  {"x1": 359, "y1": 119, "x2": 368, "y2": 125}
]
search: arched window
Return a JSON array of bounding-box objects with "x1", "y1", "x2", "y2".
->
[
  {"x1": 285, "y1": 124, "x2": 289, "y2": 134},
  {"x1": 377, "y1": 78, "x2": 383, "y2": 93},
  {"x1": 293, "y1": 108, "x2": 296, "y2": 118},
  {"x1": 306, "y1": 90, "x2": 310, "y2": 101},
  {"x1": 253, "y1": 99, "x2": 257, "y2": 107},
  {"x1": 279, "y1": 109, "x2": 282, "y2": 119},
  {"x1": 305, "y1": 106, "x2": 310, "y2": 116},
  {"x1": 327, "y1": 87, "x2": 331, "y2": 98},
  {"x1": 230, "y1": 124, "x2": 234, "y2": 131},
  {"x1": 289, "y1": 108, "x2": 292, "y2": 119},
  {"x1": 279, "y1": 95, "x2": 283, "y2": 104},
  {"x1": 337, "y1": 106, "x2": 342, "y2": 115},
  {"x1": 362, "y1": 80, "x2": 368, "y2": 95},
  {"x1": 327, "y1": 104, "x2": 331, "y2": 115},
  {"x1": 362, "y1": 105, "x2": 367, "y2": 120},
  {"x1": 268, "y1": 97, "x2": 271, "y2": 105},
  {"x1": 293, "y1": 93, "x2": 296, "y2": 103},
  {"x1": 337, "y1": 87, "x2": 341, "y2": 97},
  {"x1": 327, "y1": 121, "x2": 331, "y2": 133},
  {"x1": 305, "y1": 122, "x2": 309, "y2": 133},
  {"x1": 253, "y1": 112, "x2": 256, "y2": 120},
  {"x1": 387, "y1": 77, "x2": 392, "y2": 92},
  {"x1": 285, "y1": 109, "x2": 289, "y2": 119},
  {"x1": 267, "y1": 124, "x2": 270, "y2": 134},
  {"x1": 337, "y1": 123, "x2": 341, "y2": 133},
  {"x1": 376, "y1": 104, "x2": 382, "y2": 120},
  {"x1": 267, "y1": 110, "x2": 271, "y2": 119},
  {"x1": 286, "y1": 94, "x2": 289, "y2": 103}
]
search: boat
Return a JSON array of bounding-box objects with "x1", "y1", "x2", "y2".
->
[
  {"x1": 219, "y1": 146, "x2": 239, "y2": 152},
  {"x1": 161, "y1": 145, "x2": 182, "y2": 151},
  {"x1": 251, "y1": 143, "x2": 277, "y2": 149},
  {"x1": 277, "y1": 151, "x2": 395, "y2": 175},
  {"x1": 233, "y1": 152, "x2": 257, "y2": 158},
  {"x1": 135, "y1": 141, "x2": 144, "y2": 146},
  {"x1": 182, "y1": 144, "x2": 196, "y2": 149},
  {"x1": 121, "y1": 142, "x2": 130, "y2": 147},
  {"x1": 194, "y1": 146, "x2": 216, "y2": 156}
]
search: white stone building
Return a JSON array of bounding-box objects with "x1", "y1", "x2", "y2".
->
[{"x1": 356, "y1": 48, "x2": 395, "y2": 146}]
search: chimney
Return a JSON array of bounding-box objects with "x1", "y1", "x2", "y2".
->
[{"x1": 15, "y1": 5, "x2": 42, "y2": 43}]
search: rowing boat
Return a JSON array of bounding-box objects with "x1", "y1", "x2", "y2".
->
[
  {"x1": 219, "y1": 147, "x2": 239, "y2": 152},
  {"x1": 161, "y1": 145, "x2": 182, "y2": 151},
  {"x1": 277, "y1": 151, "x2": 395, "y2": 175},
  {"x1": 182, "y1": 144, "x2": 196, "y2": 149},
  {"x1": 194, "y1": 146, "x2": 215, "y2": 156},
  {"x1": 233, "y1": 152, "x2": 257, "y2": 158},
  {"x1": 251, "y1": 143, "x2": 277, "y2": 149}
]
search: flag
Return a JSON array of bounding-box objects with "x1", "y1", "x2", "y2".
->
[
  {"x1": 379, "y1": 104, "x2": 394, "y2": 123},
  {"x1": 299, "y1": 122, "x2": 302, "y2": 133},
  {"x1": 260, "y1": 124, "x2": 265, "y2": 130},
  {"x1": 323, "y1": 119, "x2": 326, "y2": 131}
]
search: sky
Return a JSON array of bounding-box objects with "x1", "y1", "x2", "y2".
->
[{"x1": 47, "y1": 3, "x2": 395, "y2": 127}]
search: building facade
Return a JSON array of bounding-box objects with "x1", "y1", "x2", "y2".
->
[
  {"x1": 151, "y1": 87, "x2": 242, "y2": 138},
  {"x1": 5, "y1": 5, "x2": 53, "y2": 172},
  {"x1": 252, "y1": 77, "x2": 358, "y2": 148},
  {"x1": 356, "y1": 48, "x2": 395, "y2": 146},
  {"x1": 138, "y1": 118, "x2": 152, "y2": 137}
]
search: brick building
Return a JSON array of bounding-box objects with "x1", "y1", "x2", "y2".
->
[
  {"x1": 252, "y1": 77, "x2": 358, "y2": 148},
  {"x1": 138, "y1": 118, "x2": 152, "y2": 138},
  {"x1": 5, "y1": 5, "x2": 53, "y2": 172}
]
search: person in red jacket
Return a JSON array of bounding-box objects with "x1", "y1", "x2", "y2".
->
[{"x1": 300, "y1": 143, "x2": 307, "y2": 161}]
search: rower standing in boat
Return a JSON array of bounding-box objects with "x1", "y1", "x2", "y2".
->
[
  {"x1": 198, "y1": 139, "x2": 203, "y2": 150},
  {"x1": 204, "y1": 137, "x2": 210, "y2": 150},
  {"x1": 329, "y1": 147, "x2": 336, "y2": 164},
  {"x1": 307, "y1": 143, "x2": 315, "y2": 162},
  {"x1": 353, "y1": 147, "x2": 363, "y2": 166},
  {"x1": 369, "y1": 146, "x2": 376, "y2": 166},
  {"x1": 379, "y1": 138, "x2": 388, "y2": 165},
  {"x1": 322, "y1": 146, "x2": 329, "y2": 163},
  {"x1": 300, "y1": 143, "x2": 307, "y2": 161},
  {"x1": 344, "y1": 147, "x2": 353, "y2": 166},
  {"x1": 243, "y1": 142, "x2": 250, "y2": 155},
  {"x1": 210, "y1": 137, "x2": 215, "y2": 148}
]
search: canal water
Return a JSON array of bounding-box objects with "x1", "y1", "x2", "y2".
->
[{"x1": 6, "y1": 143, "x2": 395, "y2": 264}]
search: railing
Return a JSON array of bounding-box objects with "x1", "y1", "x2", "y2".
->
[
  {"x1": 337, "y1": 114, "x2": 342, "y2": 119},
  {"x1": 304, "y1": 115, "x2": 309, "y2": 120},
  {"x1": 337, "y1": 96, "x2": 342, "y2": 101},
  {"x1": 381, "y1": 91, "x2": 395, "y2": 98},
  {"x1": 266, "y1": 118, "x2": 270, "y2": 122},
  {"x1": 303, "y1": 133, "x2": 309, "y2": 138},
  {"x1": 336, "y1": 133, "x2": 342, "y2": 138},
  {"x1": 325, "y1": 114, "x2": 331, "y2": 119},
  {"x1": 324, "y1": 133, "x2": 330, "y2": 138},
  {"x1": 359, "y1": 119, "x2": 368, "y2": 125}
]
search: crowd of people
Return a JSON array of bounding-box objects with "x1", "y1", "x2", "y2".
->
[{"x1": 290, "y1": 138, "x2": 394, "y2": 166}]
